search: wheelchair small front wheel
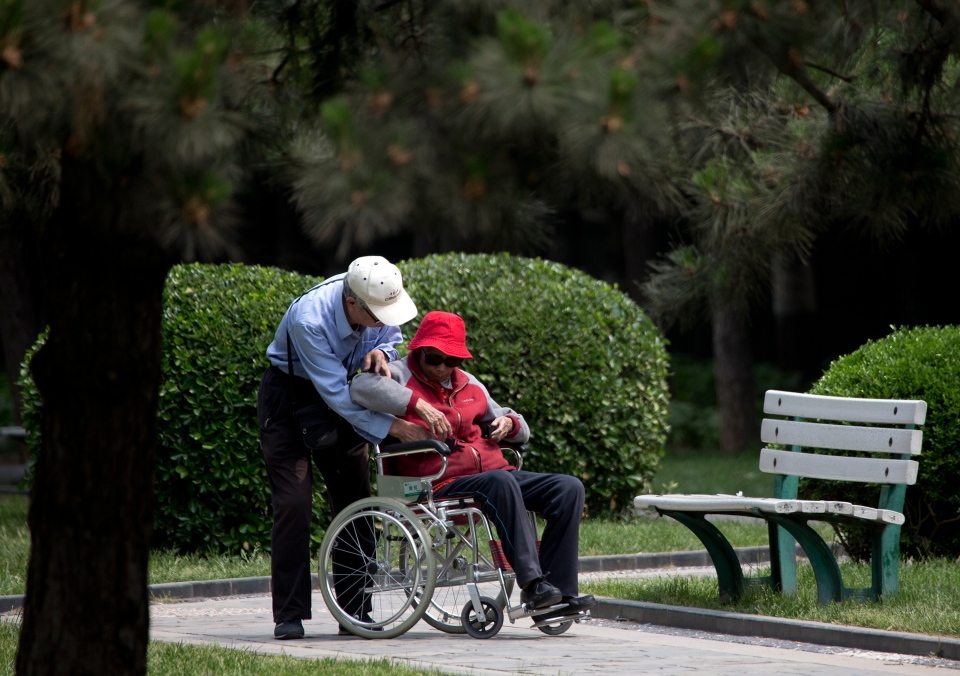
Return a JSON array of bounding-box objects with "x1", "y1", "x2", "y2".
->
[
  {"x1": 460, "y1": 596, "x2": 503, "y2": 639},
  {"x1": 537, "y1": 619, "x2": 573, "y2": 635}
]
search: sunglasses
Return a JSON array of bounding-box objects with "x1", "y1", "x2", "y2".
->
[
  {"x1": 357, "y1": 298, "x2": 381, "y2": 324},
  {"x1": 420, "y1": 349, "x2": 463, "y2": 368}
]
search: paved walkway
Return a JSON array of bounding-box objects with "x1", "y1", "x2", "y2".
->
[
  {"x1": 147, "y1": 582, "x2": 958, "y2": 675},
  {"x1": 149, "y1": 591, "x2": 950, "y2": 675},
  {"x1": 6, "y1": 547, "x2": 959, "y2": 673}
]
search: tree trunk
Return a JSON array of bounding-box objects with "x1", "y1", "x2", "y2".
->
[
  {"x1": 712, "y1": 305, "x2": 757, "y2": 453},
  {"x1": 16, "y1": 159, "x2": 170, "y2": 675},
  {"x1": 0, "y1": 211, "x2": 43, "y2": 461},
  {"x1": 771, "y1": 251, "x2": 818, "y2": 380}
]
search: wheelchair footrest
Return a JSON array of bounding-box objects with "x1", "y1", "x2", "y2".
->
[{"x1": 529, "y1": 609, "x2": 590, "y2": 628}]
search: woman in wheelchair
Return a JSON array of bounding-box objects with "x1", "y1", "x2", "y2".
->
[{"x1": 350, "y1": 310, "x2": 596, "y2": 620}]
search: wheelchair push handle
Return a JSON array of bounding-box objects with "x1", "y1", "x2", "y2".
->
[{"x1": 379, "y1": 438, "x2": 454, "y2": 457}]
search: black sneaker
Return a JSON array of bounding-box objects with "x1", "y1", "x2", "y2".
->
[
  {"x1": 519, "y1": 578, "x2": 563, "y2": 610},
  {"x1": 274, "y1": 619, "x2": 304, "y2": 640},
  {"x1": 534, "y1": 594, "x2": 596, "y2": 621}
]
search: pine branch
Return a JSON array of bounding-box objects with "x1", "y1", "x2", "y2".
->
[
  {"x1": 804, "y1": 61, "x2": 855, "y2": 83},
  {"x1": 751, "y1": 40, "x2": 840, "y2": 115}
]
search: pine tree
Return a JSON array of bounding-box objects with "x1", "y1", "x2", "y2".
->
[
  {"x1": 0, "y1": 2, "x2": 280, "y2": 672},
  {"x1": 639, "y1": 1, "x2": 960, "y2": 451}
]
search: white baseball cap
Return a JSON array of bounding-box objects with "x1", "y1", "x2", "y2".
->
[{"x1": 345, "y1": 256, "x2": 418, "y2": 326}]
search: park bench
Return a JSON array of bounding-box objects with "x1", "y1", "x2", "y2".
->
[{"x1": 634, "y1": 389, "x2": 927, "y2": 605}]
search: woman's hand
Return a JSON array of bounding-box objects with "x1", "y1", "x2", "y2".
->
[
  {"x1": 414, "y1": 399, "x2": 452, "y2": 439},
  {"x1": 487, "y1": 416, "x2": 515, "y2": 443},
  {"x1": 388, "y1": 418, "x2": 432, "y2": 443}
]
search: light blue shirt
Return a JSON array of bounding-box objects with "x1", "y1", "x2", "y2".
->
[{"x1": 266, "y1": 273, "x2": 401, "y2": 443}]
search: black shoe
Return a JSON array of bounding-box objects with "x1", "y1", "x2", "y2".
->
[
  {"x1": 338, "y1": 613, "x2": 384, "y2": 636},
  {"x1": 562, "y1": 594, "x2": 597, "y2": 613},
  {"x1": 519, "y1": 578, "x2": 563, "y2": 610},
  {"x1": 533, "y1": 594, "x2": 597, "y2": 623},
  {"x1": 274, "y1": 619, "x2": 304, "y2": 640}
]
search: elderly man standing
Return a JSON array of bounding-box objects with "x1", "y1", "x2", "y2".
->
[{"x1": 257, "y1": 256, "x2": 444, "y2": 640}]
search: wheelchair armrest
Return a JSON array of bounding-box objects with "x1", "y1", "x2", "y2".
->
[
  {"x1": 379, "y1": 439, "x2": 453, "y2": 457},
  {"x1": 499, "y1": 441, "x2": 527, "y2": 471}
]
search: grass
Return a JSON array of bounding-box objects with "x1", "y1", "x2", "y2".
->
[
  {"x1": 0, "y1": 497, "x2": 28, "y2": 596},
  {"x1": 0, "y1": 494, "x2": 803, "y2": 595},
  {"x1": 654, "y1": 447, "x2": 772, "y2": 498},
  {"x1": 0, "y1": 619, "x2": 446, "y2": 675},
  {"x1": 580, "y1": 557, "x2": 960, "y2": 638}
]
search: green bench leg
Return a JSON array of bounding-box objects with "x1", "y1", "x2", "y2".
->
[
  {"x1": 768, "y1": 519, "x2": 798, "y2": 596},
  {"x1": 872, "y1": 522, "x2": 901, "y2": 599},
  {"x1": 766, "y1": 515, "x2": 844, "y2": 604},
  {"x1": 659, "y1": 510, "x2": 745, "y2": 602}
]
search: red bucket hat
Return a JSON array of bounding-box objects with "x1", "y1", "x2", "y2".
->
[{"x1": 407, "y1": 311, "x2": 473, "y2": 359}]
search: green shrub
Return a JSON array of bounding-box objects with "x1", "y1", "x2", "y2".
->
[
  {"x1": 21, "y1": 254, "x2": 669, "y2": 553},
  {"x1": 398, "y1": 253, "x2": 670, "y2": 516},
  {"x1": 153, "y1": 263, "x2": 322, "y2": 553},
  {"x1": 804, "y1": 325, "x2": 960, "y2": 559}
]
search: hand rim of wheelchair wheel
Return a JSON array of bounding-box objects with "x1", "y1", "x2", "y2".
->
[
  {"x1": 318, "y1": 497, "x2": 436, "y2": 639},
  {"x1": 460, "y1": 596, "x2": 503, "y2": 639}
]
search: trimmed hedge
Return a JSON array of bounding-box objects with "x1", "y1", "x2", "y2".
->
[
  {"x1": 805, "y1": 325, "x2": 960, "y2": 560},
  {"x1": 154, "y1": 263, "x2": 322, "y2": 553},
  {"x1": 22, "y1": 254, "x2": 670, "y2": 553}
]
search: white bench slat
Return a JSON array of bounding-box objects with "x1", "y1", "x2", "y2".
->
[
  {"x1": 634, "y1": 494, "x2": 801, "y2": 514},
  {"x1": 819, "y1": 501, "x2": 905, "y2": 524},
  {"x1": 633, "y1": 495, "x2": 906, "y2": 525},
  {"x1": 759, "y1": 448, "x2": 919, "y2": 485},
  {"x1": 760, "y1": 419, "x2": 923, "y2": 455},
  {"x1": 764, "y1": 390, "x2": 926, "y2": 425}
]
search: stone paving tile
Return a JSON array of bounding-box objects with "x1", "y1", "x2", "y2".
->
[{"x1": 147, "y1": 591, "x2": 951, "y2": 675}]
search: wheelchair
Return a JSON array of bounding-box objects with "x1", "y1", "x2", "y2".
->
[{"x1": 317, "y1": 438, "x2": 590, "y2": 639}]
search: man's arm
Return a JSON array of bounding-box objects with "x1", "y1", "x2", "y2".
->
[
  {"x1": 352, "y1": 363, "x2": 453, "y2": 439},
  {"x1": 290, "y1": 322, "x2": 394, "y2": 442}
]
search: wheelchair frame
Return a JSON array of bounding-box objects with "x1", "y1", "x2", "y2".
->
[{"x1": 318, "y1": 439, "x2": 586, "y2": 639}]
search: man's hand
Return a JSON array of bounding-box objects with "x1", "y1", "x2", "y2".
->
[
  {"x1": 487, "y1": 416, "x2": 515, "y2": 443},
  {"x1": 363, "y1": 349, "x2": 391, "y2": 377},
  {"x1": 414, "y1": 399, "x2": 452, "y2": 439},
  {"x1": 388, "y1": 418, "x2": 433, "y2": 443}
]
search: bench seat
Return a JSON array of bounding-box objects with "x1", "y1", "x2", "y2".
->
[
  {"x1": 633, "y1": 389, "x2": 926, "y2": 604},
  {"x1": 633, "y1": 494, "x2": 905, "y2": 524}
]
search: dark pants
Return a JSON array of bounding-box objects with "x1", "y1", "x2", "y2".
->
[
  {"x1": 257, "y1": 365, "x2": 372, "y2": 623},
  {"x1": 436, "y1": 468, "x2": 585, "y2": 596}
]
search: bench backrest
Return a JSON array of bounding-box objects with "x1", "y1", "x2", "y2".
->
[{"x1": 760, "y1": 390, "x2": 927, "y2": 508}]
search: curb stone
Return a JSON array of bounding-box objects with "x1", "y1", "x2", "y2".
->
[{"x1": 593, "y1": 598, "x2": 960, "y2": 661}]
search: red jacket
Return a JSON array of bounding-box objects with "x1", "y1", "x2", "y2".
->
[{"x1": 350, "y1": 353, "x2": 529, "y2": 490}]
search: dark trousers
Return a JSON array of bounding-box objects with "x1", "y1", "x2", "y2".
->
[
  {"x1": 436, "y1": 468, "x2": 585, "y2": 596},
  {"x1": 257, "y1": 365, "x2": 372, "y2": 623}
]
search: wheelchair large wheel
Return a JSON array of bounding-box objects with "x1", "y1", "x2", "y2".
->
[
  {"x1": 319, "y1": 497, "x2": 436, "y2": 639},
  {"x1": 411, "y1": 516, "x2": 514, "y2": 634}
]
